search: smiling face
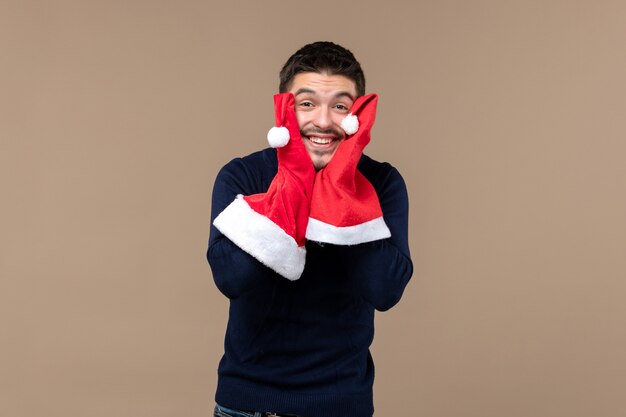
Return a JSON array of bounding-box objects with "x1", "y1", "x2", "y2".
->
[{"x1": 289, "y1": 72, "x2": 358, "y2": 170}]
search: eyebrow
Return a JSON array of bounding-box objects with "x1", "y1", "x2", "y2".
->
[{"x1": 294, "y1": 88, "x2": 355, "y2": 102}]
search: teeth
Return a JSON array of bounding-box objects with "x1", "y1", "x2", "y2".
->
[{"x1": 310, "y1": 137, "x2": 332, "y2": 145}]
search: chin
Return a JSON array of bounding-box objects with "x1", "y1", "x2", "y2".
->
[
  {"x1": 313, "y1": 162, "x2": 325, "y2": 171},
  {"x1": 312, "y1": 157, "x2": 332, "y2": 171},
  {"x1": 307, "y1": 148, "x2": 339, "y2": 171}
]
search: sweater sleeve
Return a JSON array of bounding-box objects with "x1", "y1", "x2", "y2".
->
[
  {"x1": 346, "y1": 163, "x2": 413, "y2": 311},
  {"x1": 207, "y1": 156, "x2": 276, "y2": 299}
]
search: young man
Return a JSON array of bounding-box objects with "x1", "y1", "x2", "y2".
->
[{"x1": 208, "y1": 41, "x2": 413, "y2": 417}]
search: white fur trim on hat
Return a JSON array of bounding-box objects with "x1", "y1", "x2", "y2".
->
[
  {"x1": 306, "y1": 216, "x2": 391, "y2": 245},
  {"x1": 213, "y1": 195, "x2": 305, "y2": 280},
  {"x1": 341, "y1": 113, "x2": 359, "y2": 135},
  {"x1": 267, "y1": 126, "x2": 290, "y2": 148}
]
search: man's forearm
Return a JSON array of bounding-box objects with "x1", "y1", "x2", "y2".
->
[{"x1": 207, "y1": 233, "x2": 274, "y2": 299}]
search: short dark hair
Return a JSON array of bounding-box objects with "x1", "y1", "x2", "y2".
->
[{"x1": 279, "y1": 41, "x2": 366, "y2": 97}]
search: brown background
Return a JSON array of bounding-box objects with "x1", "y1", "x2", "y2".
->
[{"x1": 2, "y1": 1, "x2": 625, "y2": 416}]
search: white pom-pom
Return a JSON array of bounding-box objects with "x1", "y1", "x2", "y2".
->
[
  {"x1": 341, "y1": 113, "x2": 359, "y2": 135},
  {"x1": 267, "y1": 126, "x2": 290, "y2": 148}
]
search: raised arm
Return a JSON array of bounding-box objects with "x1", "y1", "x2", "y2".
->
[
  {"x1": 207, "y1": 158, "x2": 277, "y2": 298},
  {"x1": 345, "y1": 162, "x2": 413, "y2": 311}
]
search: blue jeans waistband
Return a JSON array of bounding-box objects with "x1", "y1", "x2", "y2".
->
[{"x1": 214, "y1": 404, "x2": 302, "y2": 417}]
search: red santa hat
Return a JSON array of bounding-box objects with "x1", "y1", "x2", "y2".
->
[
  {"x1": 213, "y1": 93, "x2": 315, "y2": 280},
  {"x1": 305, "y1": 93, "x2": 391, "y2": 245}
]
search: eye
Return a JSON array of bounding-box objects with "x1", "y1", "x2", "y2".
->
[
  {"x1": 298, "y1": 101, "x2": 314, "y2": 108},
  {"x1": 334, "y1": 103, "x2": 351, "y2": 112}
]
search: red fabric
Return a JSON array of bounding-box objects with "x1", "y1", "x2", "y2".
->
[
  {"x1": 244, "y1": 93, "x2": 315, "y2": 247},
  {"x1": 309, "y1": 94, "x2": 384, "y2": 227}
]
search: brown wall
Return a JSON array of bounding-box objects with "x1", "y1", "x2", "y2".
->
[{"x1": 2, "y1": 1, "x2": 625, "y2": 416}]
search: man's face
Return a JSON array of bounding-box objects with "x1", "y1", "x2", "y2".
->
[{"x1": 289, "y1": 72, "x2": 358, "y2": 170}]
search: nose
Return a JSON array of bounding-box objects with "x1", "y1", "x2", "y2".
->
[{"x1": 313, "y1": 107, "x2": 332, "y2": 130}]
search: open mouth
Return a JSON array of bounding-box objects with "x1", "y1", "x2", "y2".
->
[
  {"x1": 302, "y1": 129, "x2": 343, "y2": 149},
  {"x1": 308, "y1": 136, "x2": 334, "y2": 145}
]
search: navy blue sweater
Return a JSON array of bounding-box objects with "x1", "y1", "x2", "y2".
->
[{"x1": 208, "y1": 148, "x2": 413, "y2": 417}]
